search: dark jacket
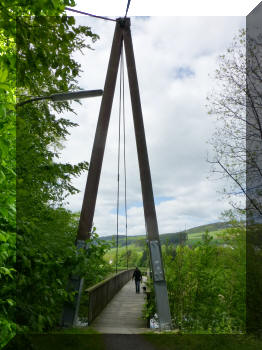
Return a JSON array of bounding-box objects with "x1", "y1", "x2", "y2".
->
[{"x1": 133, "y1": 268, "x2": 142, "y2": 281}]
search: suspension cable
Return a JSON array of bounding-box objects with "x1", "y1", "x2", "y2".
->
[
  {"x1": 66, "y1": 2, "x2": 132, "y2": 22},
  {"x1": 124, "y1": 0, "x2": 132, "y2": 18},
  {"x1": 65, "y1": 7, "x2": 116, "y2": 22}
]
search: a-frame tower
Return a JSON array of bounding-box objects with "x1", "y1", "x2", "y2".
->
[{"x1": 63, "y1": 17, "x2": 172, "y2": 331}]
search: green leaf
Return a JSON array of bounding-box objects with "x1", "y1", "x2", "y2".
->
[
  {"x1": 0, "y1": 267, "x2": 15, "y2": 278},
  {"x1": 0, "y1": 82, "x2": 10, "y2": 90},
  {"x1": 6, "y1": 299, "x2": 15, "y2": 307},
  {"x1": 0, "y1": 170, "x2": 6, "y2": 184},
  {"x1": 0, "y1": 65, "x2": 8, "y2": 83}
]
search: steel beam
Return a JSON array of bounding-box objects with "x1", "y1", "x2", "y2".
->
[
  {"x1": 123, "y1": 18, "x2": 172, "y2": 330},
  {"x1": 77, "y1": 20, "x2": 124, "y2": 241},
  {"x1": 61, "y1": 21, "x2": 124, "y2": 327}
]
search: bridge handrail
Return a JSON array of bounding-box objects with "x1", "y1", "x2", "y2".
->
[
  {"x1": 86, "y1": 269, "x2": 130, "y2": 293},
  {"x1": 85, "y1": 268, "x2": 135, "y2": 324}
]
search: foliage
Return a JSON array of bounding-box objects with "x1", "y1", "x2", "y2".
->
[
  {"x1": 139, "y1": 244, "x2": 150, "y2": 267},
  {"x1": 78, "y1": 230, "x2": 113, "y2": 321},
  {"x1": 207, "y1": 28, "x2": 262, "y2": 334},
  {"x1": 0, "y1": 232, "x2": 16, "y2": 347},
  {"x1": 5, "y1": 333, "x2": 106, "y2": 350},
  {"x1": 0, "y1": 1, "x2": 105, "y2": 347},
  {"x1": 104, "y1": 243, "x2": 143, "y2": 269},
  {"x1": 142, "y1": 278, "x2": 156, "y2": 321},
  {"x1": 103, "y1": 227, "x2": 234, "y2": 273},
  {"x1": 144, "y1": 334, "x2": 262, "y2": 350},
  {"x1": 15, "y1": 8, "x2": 98, "y2": 333},
  {"x1": 102, "y1": 222, "x2": 230, "y2": 248},
  {"x1": 144, "y1": 224, "x2": 245, "y2": 334},
  {"x1": 164, "y1": 227, "x2": 245, "y2": 333},
  {"x1": 16, "y1": 221, "x2": 112, "y2": 331},
  {"x1": 0, "y1": 3, "x2": 16, "y2": 346},
  {"x1": 82, "y1": 229, "x2": 113, "y2": 287},
  {"x1": 207, "y1": 29, "x2": 246, "y2": 211}
]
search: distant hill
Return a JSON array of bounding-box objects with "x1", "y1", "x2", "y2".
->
[
  {"x1": 181, "y1": 222, "x2": 231, "y2": 234},
  {"x1": 99, "y1": 221, "x2": 231, "y2": 248}
]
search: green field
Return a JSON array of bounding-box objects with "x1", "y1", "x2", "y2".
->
[
  {"x1": 103, "y1": 226, "x2": 231, "y2": 269},
  {"x1": 100, "y1": 221, "x2": 231, "y2": 249},
  {"x1": 186, "y1": 229, "x2": 227, "y2": 246}
]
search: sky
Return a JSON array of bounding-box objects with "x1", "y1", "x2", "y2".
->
[{"x1": 59, "y1": 2, "x2": 252, "y2": 237}]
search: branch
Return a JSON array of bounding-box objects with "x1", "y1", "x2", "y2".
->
[{"x1": 216, "y1": 159, "x2": 262, "y2": 216}]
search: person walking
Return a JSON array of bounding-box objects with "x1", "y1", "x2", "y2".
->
[{"x1": 132, "y1": 267, "x2": 142, "y2": 293}]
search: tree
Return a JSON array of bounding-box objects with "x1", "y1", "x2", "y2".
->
[
  {"x1": 15, "y1": 11, "x2": 98, "y2": 331},
  {"x1": 1, "y1": 2, "x2": 19, "y2": 346},
  {"x1": 0, "y1": 2, "x2": 110, "y2": 347},
  {"x1": 161, "y1": 231, "x2": 246, "y2": 333},
  {"x1": 207, "y1": 27, "x2": 262, "y2": 335},
  {"x1": 207, "y1": 29, "x2": 262, "y2": 219}
]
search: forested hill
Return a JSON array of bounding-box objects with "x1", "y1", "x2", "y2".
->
[{"x1": 99, "y1": 221, "x2": 231, "y2": 247}]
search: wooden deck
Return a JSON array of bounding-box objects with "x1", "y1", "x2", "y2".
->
[{"x1": 92, "y1": 277, "x2": 149, "y2": 334}]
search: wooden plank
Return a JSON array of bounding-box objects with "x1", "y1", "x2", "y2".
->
[{"x1": 92, "y1": 278, "x2": 148, "y2": 334}]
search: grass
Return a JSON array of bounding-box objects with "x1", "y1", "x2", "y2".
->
[
  {"x1": 104, "y1": 243, "x2": 144, "y2": 267},
  {"x1": 180, "y1": 229, "x2": 230, "y2": 248},
  {"x1": 8, "y1": 333, "x2": 261, "y2": 350},
  {"x1": 6, "y1": 329, "x2": 105, "y2": 350},
  {"x1": 142, "y1": 334, "x2": 262, "y2": 350},
  {"x1": 48, "y1": 327, "x2": 100, "y2": 334}
]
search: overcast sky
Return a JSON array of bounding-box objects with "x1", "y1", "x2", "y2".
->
[{"x1": 60, "y1": 3, "x2": 248, "y2": 237}]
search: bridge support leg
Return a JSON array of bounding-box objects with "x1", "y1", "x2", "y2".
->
[
  {"x1": 61, "y1": 20, "x2": 124, "y2": 327},
  {"x1": 123, "y1": 19, "x2": 172, "y2": 330}
]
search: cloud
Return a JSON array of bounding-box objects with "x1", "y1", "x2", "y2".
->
[{"x1": 58, "y1": 16, "x2": 245, "y2": 236}]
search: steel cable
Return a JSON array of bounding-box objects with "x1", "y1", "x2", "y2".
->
[
  {"x1": 65, "y1": 7, "x2": 116, "y2": 22},
  {"x1": 124, "y1": 0, "x2": 132, "y2": 18}
]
